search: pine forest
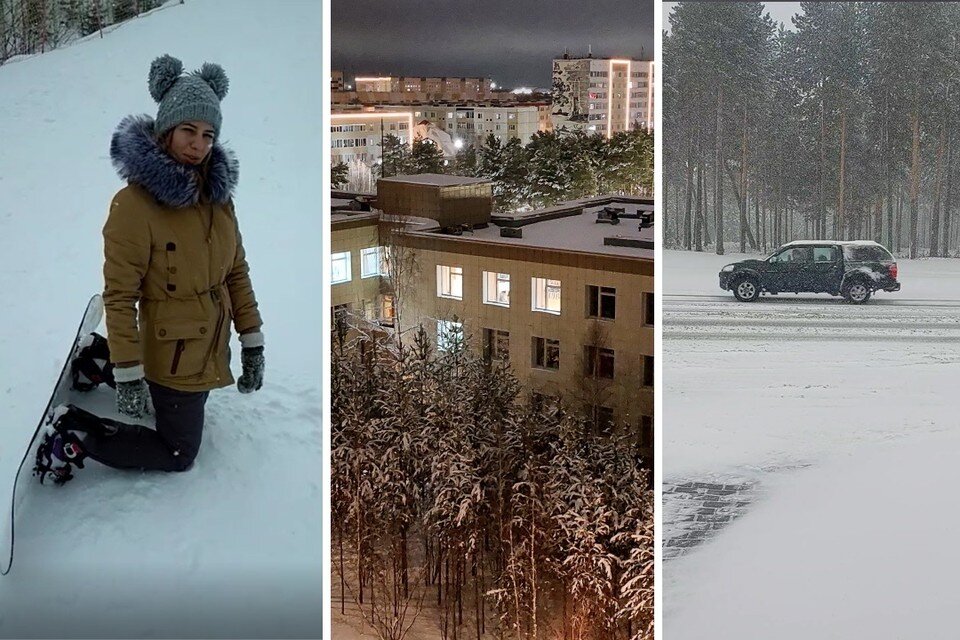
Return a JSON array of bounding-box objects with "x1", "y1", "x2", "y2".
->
[
  {"x1": 0, "y1": 0, "x2": 164, "y2": 62},
  {"x1": 332, "y1": 325, "x2": 653, "y2": 640},
  {"x1": 333, "y1": 129, "x2": 654, "y2": 213},
  {"x1": 663, "y1": 1, "x2": 960, "y2": 257}
]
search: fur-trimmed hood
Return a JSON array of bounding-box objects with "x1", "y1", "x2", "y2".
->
[{"x1": 110, "y1": 114, "x2": 239, "y2": 208}]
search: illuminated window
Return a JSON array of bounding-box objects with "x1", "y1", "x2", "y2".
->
[
  {"x1": 437, "y1": 319, "x2": 464, "y2": 352},
  {"x1": 437, "y1": 265, "x2": 463, "y2": 300},
  {"x1": 532, "y1": 277, "x2": 561, "y2": 314},
  {"x1": 331, "y1": 251, "x2": 351, "y2": 284},
  {"x1": 482, "y1": 271, "x2": 510, "y2": 306}
]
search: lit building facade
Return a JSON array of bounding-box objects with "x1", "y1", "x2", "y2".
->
[
  {"x1": 330, "y1": 177, "x2": 655, "y2": 454},
  {"x1": 404, "y1": 103, "x2": 549, "y2": 148},
  {"x1": 353, "y1": 75, "x2": 493, "y2": 100},
  {"x1": 552, "y1": 55, "x2": 655, "y2": 136},
  {"x1": 330, "y1": 108, "x2": 414, "y2": 166}
]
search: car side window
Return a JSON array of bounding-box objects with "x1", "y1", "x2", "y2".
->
[
  {"x1": 775, "y1": 247, "x2": 813, "y2": 263},
  {"x1": 813, "y1": 246, "x2": 839, "y2": 263}
]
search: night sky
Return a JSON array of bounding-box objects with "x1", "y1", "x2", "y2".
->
[{"x1": 332, "y1": 0, "x2": 654, "y2": 90}]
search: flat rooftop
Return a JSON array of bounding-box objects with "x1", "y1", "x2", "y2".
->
[
  {"x1": 378, "y1": 174, "x2": 491, "y2": 187},
  {"x1": 411, "y1": 197, "x2": 654, "y2": 260}
]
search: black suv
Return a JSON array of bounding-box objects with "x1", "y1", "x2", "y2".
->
[{"x1": 718, "y1": 241, "x2": 900, "y2": 303}]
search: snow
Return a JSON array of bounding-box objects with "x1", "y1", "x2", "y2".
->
[
  {"x1": 664, "y1": 249, "x2": 960, "y2": 637},
  {"x1": 0, "y1": 1, "x2": 322, "y2": 637}
]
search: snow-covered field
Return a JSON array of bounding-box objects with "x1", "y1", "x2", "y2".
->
[
  {"x1": 664, "y1": 249, "x2": 960, "y2": 638},
  {"x1": 0, "y1": 1, "x2": 323, "y2": 637}
]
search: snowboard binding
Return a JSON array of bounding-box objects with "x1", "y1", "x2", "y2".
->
[
  {"x1": 71, "y1": 332, "x2": 115, "y2": 392},
  {"x1": 34, "y1": 429, "x2": 86, "y2": 486}
]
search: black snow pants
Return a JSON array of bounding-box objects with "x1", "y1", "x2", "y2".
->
[{"x1": 83, "y1": 382, "x2": 209, "y2": 472}]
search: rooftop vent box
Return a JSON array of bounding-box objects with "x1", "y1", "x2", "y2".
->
[
  {"x1": 639, "y1": 212, "x2": 654, "y2": 229},
  {"x1": 596, "y1": 207, "x2": 622, "y2": 225},
  {"x1": 500, "y1": 227, "x2": 523, "y2": 238}
]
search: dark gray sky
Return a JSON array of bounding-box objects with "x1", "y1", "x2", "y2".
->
[
  {"x1": 663, "y1": 2, "x2": 803, "y2": 33},
  {"x1": 332, "y1": 0, "x2": 654, "y2": 90}
]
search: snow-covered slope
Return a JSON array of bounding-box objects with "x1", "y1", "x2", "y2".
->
[{"x1": 0, "y1": 1, "x2": 323, "y2": 637}]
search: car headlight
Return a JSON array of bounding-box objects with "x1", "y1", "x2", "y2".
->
[{"x1": 721, "y1": 264, "x2": 735, "y2": 272}]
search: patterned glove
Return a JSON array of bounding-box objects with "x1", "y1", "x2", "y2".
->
[
  {"x1": 238, "y1": 347, "x2": 264, "y2": 394},
  {"x1": 114, "y1": 365, "x2": 149, "y2": 419},
  {"x1": 237, "y1": 332, "x2": 265, "y2": 394}
]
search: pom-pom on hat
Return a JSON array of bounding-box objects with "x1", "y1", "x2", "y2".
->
[{"x1": 149, "y1": 54, "x2": 229, "y2": 137}]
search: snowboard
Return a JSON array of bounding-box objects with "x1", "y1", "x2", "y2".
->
[{"x1": 0, "y1": 294, "x2": 103, "y2": 576}]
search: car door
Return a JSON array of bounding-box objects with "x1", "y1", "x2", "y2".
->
[
  {"x1": 767, "y1": 247, "x2": 811, "y2": 291},
  {"x1": 764, "y1": 249, "x2": 791, "y2": 291},
  {"x1": 808, "y1": 245, "x2": 842, "y2": 292}
]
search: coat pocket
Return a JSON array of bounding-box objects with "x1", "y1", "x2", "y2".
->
[{"x1": 155, "y1": 319, "x2": 212, "y2": 378}]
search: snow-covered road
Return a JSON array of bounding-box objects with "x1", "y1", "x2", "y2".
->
[
  {"x1": 665, "y1": 294, "x2": 960, "y2": 340},
  {"x1": 664, "y1": 249, "x2": 960, "y2": 637}
]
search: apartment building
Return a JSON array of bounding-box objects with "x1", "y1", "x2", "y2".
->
[
  {"x1": 352, "y1": 75, "x2": 493, "y2": 100},
  {"x1": 405, "y1": 102, "x2": 550, "y2": 147},
  {"x1": 331, "y1": 70, "x2": 344, "y2": 92},
  {"x1": 329, "y1": 176, "x2": 655, "y2": 452},
  {"x1": 330, "y1": 107, "x2": 414, "y2": 166},
  {"x1": 552, "y1": 54, "x2": 655, "y2": 136}
]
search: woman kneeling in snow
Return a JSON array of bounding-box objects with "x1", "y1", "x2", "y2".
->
[{"x1": 43, "y1": 54, "x2": 264, "y2": 482}]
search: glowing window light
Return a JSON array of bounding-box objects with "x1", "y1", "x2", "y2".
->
[
  {"x1": 330, "y1": 112, "x2": 415, "y2": 147},
  {"x1": 607, "y1": 59, "x2": 632, "y2": 137}
]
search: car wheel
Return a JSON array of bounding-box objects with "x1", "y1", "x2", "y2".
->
[
  {"x1": 732, "y1": 276, "x2": 760, "y2": 302},
  {"x1": 843, "y1": 279, "x2": 871, "y2": 304}
]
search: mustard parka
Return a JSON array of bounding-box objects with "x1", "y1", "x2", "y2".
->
[{"x1": 103, "y1": 114, "x2": 262, "y2": 392}]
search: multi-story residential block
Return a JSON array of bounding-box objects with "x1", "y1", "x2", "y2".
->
[
  {"x1": 331, "y1": 70, "x2": 344, "y2": 92},
  {"x1": 552, "y1": 54, "x2": 655, "y2": 136},
  {"x1": 352, "y1": 75, "x2": 493, "y2": 100},
  {"x1": 404, "y1": 102, "x2": 550, "y2": 147},
  {"x1": 329, "y1": 176, "x2": 655, "y2": 453},
  {"x1": 330, "y1": 107, "x2": 414, "y2": 166},
  {"x1": 331, "y1": 102, "x2": 554, "y2": 171}
]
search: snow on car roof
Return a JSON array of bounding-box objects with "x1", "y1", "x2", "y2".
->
[{"x1": 782, "y1": 239, "x2": 885, "y2": 247}]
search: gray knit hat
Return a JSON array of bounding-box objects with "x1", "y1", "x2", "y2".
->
[{"x1": 149, "y1": 54, "x2": 229, "y2": 137}]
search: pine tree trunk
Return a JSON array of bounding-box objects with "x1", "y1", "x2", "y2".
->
[
  {"x1": 740, "y1": 105, "x2": 748, "y2": 253},
  {"x1": 837, "y1": 107, "x2": 847, "y2": 241},
  {"x1": 530, "y1": 509, "x2": 538, "y2": 640},
  {"x1": 475, "y1": 553, "x2": 482, "y2": 640},
  {"x1": 701, "y1": 154, "x2": 712, "y2": 247},
  {"x1": 932, "y1": 105, "x2": 948, "y2": 257},
  {"x1": 874, "y1": 197, "x2": 882, "y2": 245},
  {"x1": 886, "y1": 96, "x2": 894, "y2": 250},
  {"x1": 910, "y1": 105, "x2": 921, "y2": 259},
  {"x1": 693, "y1": 158, "x2": 703, "y2": 252},
  {"x1": 819, "y1": 97, "x2": 826, "y2": 239},
  {"x1": 684, "y1": 135, "x2": 694, "y2": 250},
  {"x1": 896, "y1": 187, "x2": 904, "y2": 255},
  {"x1": 339, "y1": 521, "x2": 346, "y2": 614},
  {"x1": 756, "y1": 182, "x2": 761, "y2": 251},
  {"x1": 401, "y1": 525, "x2": 409, "y2": 598},
  {"x1": 945, "y1": 127, "x2": 955, "y2": 256},
  {"x1": 716, "y1": 86, "x2": 725, "y2": 255}
]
